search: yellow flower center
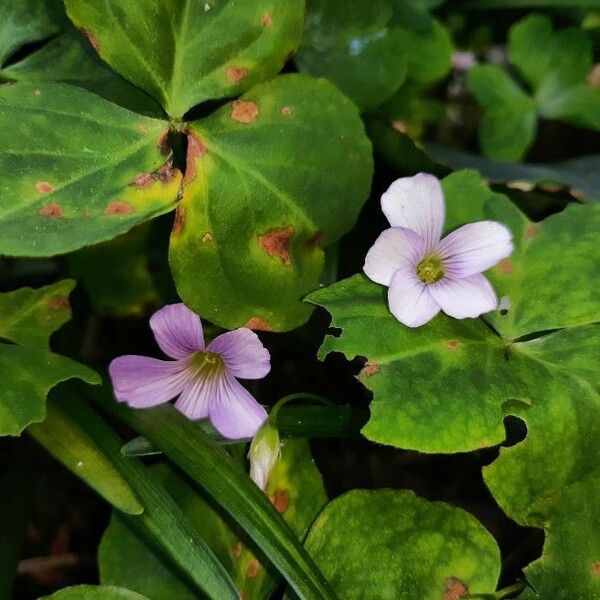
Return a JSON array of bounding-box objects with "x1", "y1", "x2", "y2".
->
[
  {"x1": 189, "y1": 351, "x2": 225, "y2": 377},
  {"x1": 417, "y1": 256, "x2": 444, "y2": 284}
]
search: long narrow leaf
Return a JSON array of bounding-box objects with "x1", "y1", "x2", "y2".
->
[
  {"x1": 35, "y1": 393, "x2": 238, "y2": 600},
  {"x1": 93, "y1": 394, "x2": 338, "y2": 600}
]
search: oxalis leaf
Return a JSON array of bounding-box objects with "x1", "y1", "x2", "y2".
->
[
  {"x1": 306, "y1": 171, "x2": 599, "y2": 452},
  {"x1": 285, "y1": 490, "x2": 501, "y2": 599},
  {"x1": 100, "y1": 440, "x2": 327, "y2": 600},
  {"x1": 169, "y1": 74, "x2": 373, "y2": 331},
  {"x1": 468, "y1": 14, "x2": 600, "y2": 161},
  {"x1": 0, "y1": 280, "x2": 99, "y2": 436},
  {"x1": 64, "y1": 0, "x2": 305, "y2": 118},
  {"x1": 0, "y1": 83, "x2": 181, "y2": 257},
  {"x1": 483, "y1": 325, "x2": 600, "y2": 599}
]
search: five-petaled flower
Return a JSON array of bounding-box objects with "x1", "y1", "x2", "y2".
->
[
  {"x1": 109, "y1": 303, "x2": 269, "y2": 439},
  {"x1": 364, "y1": 173, "x2": 513, "y2": 327}
]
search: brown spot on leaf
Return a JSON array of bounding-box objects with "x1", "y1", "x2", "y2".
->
[
  {"x1": 281, "y1": 106, "x2": 292, "y2": 117},
  {"x1": 48, "y1": 296, "x2": 68, "y2": 311},
  {"x1": 443, "y1": 577, "x2": 469, "y2": 600},
  {"x1": 105, "y1": 201, "x2": 133, "y2": 215},
  {"x1": 591, "y1": 561, "x2": 600, "y2": 576},
  {"x1": 270, "y1": 490, "x2": 289, "y2": 514},
  {"x1": 227, "y1": 67, "x2": 248, "y2": 83},
  {"x1": 233, "y1": 542, "x2": 243, "y2": 558},
  {"x1": 39, "y1": 203, "x2": 63, "y2": 218},
  {"x1": 133, "y1": 173, "x2": 153, "y2": 188},
  {"x1": 231, "y1": 100, "x2": 259, "y2": 124},
  {"x1": 202, "y1": 232, "x2": 213, "y2": 243},
  {"x1": 261, "y1": 13, "x2": 273, "y2": 27},
  {"x1": 157, "y1": 130, "x2": 170, "y2": 156},
  {"x1": 239, "y1": 592, "x2": 248, "y2": 600},
  {"x1": 183, "y1": 132, "x2": 208, "y2": 185},
  {"x1": 244, "y1": 317, "x2": 272, "y2": 331},
  {"x1": 497, "y1": 258, "x2": 513, "y2": 274},
  {"x1": 259, "y1": 227, "x2": 294, "y2": 265},
  {"x1": 36, "y1": 181, "x2": 54, "y2": 194},
  {"x1": 391, "y1": 120, "x2": 408, "y2": 133},
  {"x1": 156, "y1": 160, "x2": 177, "y2": 183},
  {"x1": 359, "y1": 362, "x2": 380, "y2": 378},
  {"x1": 588, "y1": 63, "x2": 600, "y2": 87},
  {"x1": 246, "y1": 559, "x2": 261, "y2": 578},
  {"x1": 82, "y1": 29, "x2": 100, "y2": 52},
  {"x1": 525, "y1": 224, "x2": 540, "y2": 239},
  {"x1": 307, "y1": 230, "x2": 324, "y2": 249},
  {"x1": 446, "y1": 340, "x2": 461, "y2": 350},
  {"x1": 172, "y1": 205, "x2": 185, "y2": 235}
]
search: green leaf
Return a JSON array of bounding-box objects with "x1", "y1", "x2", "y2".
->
[
  {"x1": 391, "y1": 0, "x2": 445, "y2": 32},
  {"x1": 100, "y1": 440, "x2": 327, "y2": 600},
  {"x1": 467, "y1": 65, "x2": 537, "y2": 161},
  {"x1": 64, "y1": 0, "x2": 305, "y2": 118},
  {"x1": 48, "y1": 390, "x2": 239, "y2": 599},
  {"x1": 485, "y1": 203, "x2": 600, "y2": 338},
  {"x1": 295, "y1": 490, "x2": 501, "y2": 599},
  {"x1": 0, "y1": 280, "x2": 99, "y2": 436},
  {"x1": 306, "y1": 171, "x2": 600, "y2": 452},
  {"x1": 295, "y1": 0, "x2": 408, "y2": 110},
  {"x1": 28, "y1": 395, "x2": 144, "y2": 515},
  {"x1": 0, "y1": 0, "x2": 65, "y2": 66},
  {"x1": 483, "y1": 325, "x2": 600, "y2": 597},
  {"x1": 169, "y1": 74, "x2": 373, "y2": 331},
  {"x1": 395, "y1": 20, "x2": 453, "y2": 84},
  {"x1": 428, "y1": 144, "x2": 600, "y2": 203},
  {"x1": 2, "y1": 30, "x2": 161, "y2": 116},
  {"x1": 464, "y1": 0, "x2": 600, "y2": 6},
  {"x1": 0, "y1": 83, "x2": 182, "y2": 256},
  {"x1": 93, "y1": 396, "x2": 337, "y2": 600},
  {"x1": 41, "y1": 585, "x2": 150, "y2": 600}
]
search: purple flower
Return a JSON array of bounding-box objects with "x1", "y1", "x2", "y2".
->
[
  {"x1": 109, "y1": 304, "x2": 270, "y2": 439},
  {"x1": 364, "y1": 173, "x2": 513, "y2": 328}
]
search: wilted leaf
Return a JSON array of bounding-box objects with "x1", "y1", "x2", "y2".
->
[{"x1": 169, "y1": 74, "x2": 373, "y2": 331}]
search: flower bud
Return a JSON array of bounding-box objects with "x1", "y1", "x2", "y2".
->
[{"x1": 248, "y1": 421, "x2": 281, "y2": 491}]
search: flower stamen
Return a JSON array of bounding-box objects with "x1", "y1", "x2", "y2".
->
[
  {"x1": 189, "y1": 351, "x2": 225, "y2": 377},
  {"x1": 417, "y1": 256, "x2": 444, "y2": 284}
]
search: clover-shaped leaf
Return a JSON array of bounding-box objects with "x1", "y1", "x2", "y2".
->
[
  {"x1": 295, "y1": 0, "x2": 452, "y2": 111},
  {"x1": 65, "y1": 0, "x2": 305, "y2": 119},
  {"x1": 0, "y1": 280, "x2": 99, "y2": 436},
  {"x1": 0, "y1": 83, "x2": 182, "y2": 256},
  {"x1": 99, "y1": 440, "x2": 326, "y2": 600},
  {"x1": 307, "y1": 171, "x2": 599, "y2": 452},
  {"x1": 468, "y1": 14, "x2": 600, "y2": 161},
  {"x1": 296, "y1": 490, "x2": 501, "y2": 599},
  {"x1": 169, "y1": 74, "x2": 373, "y2": 331}
]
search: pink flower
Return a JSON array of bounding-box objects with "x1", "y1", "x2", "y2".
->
[
  {"x1": 109, "y1": 304, "x2": 269, "y2": 439},
  {"x1": 364, "y1": 173, "x2": 513, "y2": 328}
]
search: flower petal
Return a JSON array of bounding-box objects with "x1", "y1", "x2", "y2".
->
[
  {"x1": 429, "y1": 273, "x2": 498, "y2": 319},
  {"x1": 207, "y1": 328, "x2": 270, "y2": 379},
  {"x1": 436, "y1": 221, "x2": 513, "y2": 278},
  {"x1": 174, "y1": 370, "x2": 216, "y2": 420},
  {"x1": 363, "y1": 227, "x2": 426, "y2": 286},
  {"x1": 381, "y1": 173, "x2": 445, "y2": 250},
  {"x1": 388, "y1": 266, "x2": 441, "y2": 327},
  {"x1": 109, "y1": 355, "x2": 190, "y2": 408},
  {"x1": 150, "y1": 303, "x2": 205, "y2": 359},
  {"x1": 209, "y1": 373, "x2": 267, "y2": 439}
]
